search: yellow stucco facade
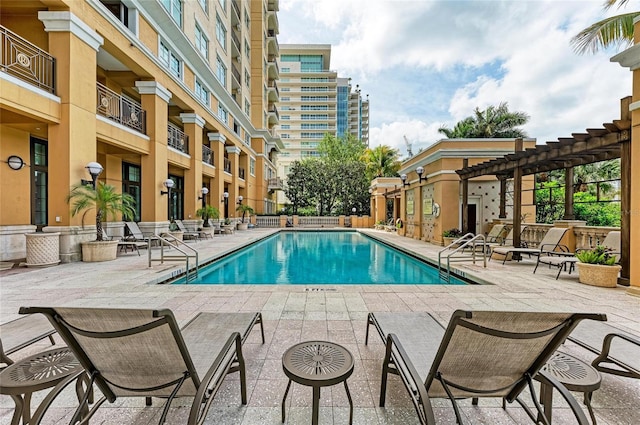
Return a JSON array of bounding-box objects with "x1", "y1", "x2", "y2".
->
[{"x1": 0, "y1": 0, "x2": 282, "y2": 261}]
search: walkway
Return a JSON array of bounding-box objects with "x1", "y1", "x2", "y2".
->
[{"x1": 1, "y1": 229, "x2": 638, "y2": 424}]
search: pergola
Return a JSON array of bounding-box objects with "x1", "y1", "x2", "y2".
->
[{"x1": 456, "y1": 97, "x2": 631, "y2": 285}]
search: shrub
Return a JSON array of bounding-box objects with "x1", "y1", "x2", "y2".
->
[
  {"x1": 443, "y1": 228, "x2": 463, "y2": 238},
  {"x1": 576, "y1": 245, "x2": 617, "y2": 265}
]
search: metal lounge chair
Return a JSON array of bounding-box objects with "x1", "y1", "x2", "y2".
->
[
  {"x1": 124, "y1": 221, "x2": 149, "y2": 242},
  {"x1": 19, "y1": 306, "x2": 265, "y2": 425},
  {"x1": 365, "y1": 310, "x2": 606, "y2": 425},
  {"x1": 101, "y1": 229, "x2": 147, "y2": 255},
  {"x1": 486, "y1": 224, "x2": 506, "y2": 244},
  {"x1": 534, "y1": 231, "x2": 621, "y2": 280},
  {"x1": 174, "y1": 220, "x2": 201, "y2": 241},
  {"x1": 491, "y1": 227, "x2": 570, "y2": 265}
]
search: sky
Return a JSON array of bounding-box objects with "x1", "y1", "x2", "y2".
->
[{"x1": 276, "y1": 0, "x2": 632, "y2": 157}]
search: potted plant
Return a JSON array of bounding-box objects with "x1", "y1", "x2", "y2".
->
[
  {"x1": 67, "y1": 182, "x2": 135, "y2": 262},
  {"x1": 196, "y1": 205, "x2": 220, "y2": 227},
  {"x1": 236, "y1": 204, "x2": 254, "y2": 230},
  {"x1": 575, "y1": 245, "x2": 621, "y2": 287},
  {"x1": 442, "y1": 228, "x2": 463, "y2": 246}
]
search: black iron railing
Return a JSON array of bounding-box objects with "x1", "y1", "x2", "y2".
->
[
  {"x1": 96, "y1": 82, "x2": 146, "y2": 134},
  {"x1": 168, "y1": 123, "x2": 188, "y2": 153},
  {"x1": 1, "y1": 25, "x2": 55, "y2": 94},
  {"x1": 202, "y1": 145, "x2": 214, "y2": 166}
]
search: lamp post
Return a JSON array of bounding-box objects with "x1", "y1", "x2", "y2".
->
[
  {"x1": 198, "y1": 187, "x2": 209, "y2": 210},
  {"x1": 161, "y1": 178, "x2": 175, "y2": 220},
  {"x1": 416, "y1": 166, "x2": 426, "y2": 183},
  {"x1": 222, "y1": 191, "x2": 229, "y2": 218},
  {"x1": 237, "y1": 195, "x2": 243, "y2": 205},
  {"x1": 83, "y1": 162, "x2": 103, "y2": 189},
  {"x1": 400, "y1": 173, "x2": 409, "y2": 186}
]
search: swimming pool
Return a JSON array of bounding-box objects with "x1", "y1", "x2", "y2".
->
[{"x1": 175, "y1": 231, "x2": 466, "y2": 285}]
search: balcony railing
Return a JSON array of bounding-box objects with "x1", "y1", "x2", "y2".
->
[
  {"x1": 231, "y1": 0, "x2": 241, "y2": 20},
  {"x1": 268, "y1": 105, "x2": 279, "y2": 120},
  {"x1": 224, "y1": 157, "x2": 231, "y2": 173},
  {"x1": 231, "y1": 30, "x2": 240, "y2": 53},
  {"x1": 239, "y1": 167, "x2": 245, "y2": 180},
  {"x1": 1, "y1": 25, "x2": 55, "y2": 94},
  {"x1": 202, "y1": 145, "x2": 214, "y2": 166},
  {"x1": 96, "y1": 82, "x2": 146, "y2": 134},
  {"x1": 268, "y1": 81, "x2": 279, "y2": 97},
  {"x1": 268, "y1": 177, "x2": 283, "y2": 191},
  {"x1": 167, "y1": 123, "x2": 188, "y2": 153},
  {"x1": 231, "y1": 64, "x2": 241, "y2": 86}
]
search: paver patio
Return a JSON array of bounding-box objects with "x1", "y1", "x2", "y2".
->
[{"x1": 1, "y1": 229, "x2": 639, "y2": 424}]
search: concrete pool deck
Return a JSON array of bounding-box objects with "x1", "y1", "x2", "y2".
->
[{"x1": 1, "y1": 228, "x2": 639, "y2": 424}]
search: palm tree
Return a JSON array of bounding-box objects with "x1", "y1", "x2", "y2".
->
[
  {"x1": 67, "y1": 182, "x2": 136, "y2": 241},
  {"x1": 572, "y1": 0, "x2": 638, "y2": 54},
  {"x1": 438, "y1": 103, "x2": 529, "y2": 139},
  {"x1": 362, "y1": 145, "x2": 401, "y2": 181}
]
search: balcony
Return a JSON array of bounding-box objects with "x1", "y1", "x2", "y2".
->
[
  {"x1": 96, "y1": 82, "x2": 146, "y2": 134},
  {"x1": 267, "y1": 81, "x2": 279, "y2": 102},
  {"x1": 268, "y1": 104, "x2": 280, "y2": 124},
  {"x1": 239, "y1": 167, "x2": 246, "y2": 180},
  {"x1": 268, "y1": 177, "x2": 283, "y2": 191},
  {"x1": 231, "y1": 64, "x2": 241, "y2": 89},
  {"x1": 224, "y1": 157, "x2": 231, "y2": 173},
  {"x1": 167, "y1": 123, "x2": 188, "y2": 154},
  {"x1": 267, "y1": 56, "x2": 279, "y2": 80},
  {"x1": 202, "y1": 145, "x2": 214, "y2": 166},
  {"x1": 267, "y1": 30, "x2": 279, "y2": 56},
  {"x1": 267, "y1": 0, "x2": 279, "y2": 12},
  {"x1": 230, "y1": 30, "x2": 241, "y2": 57},
  {"x1": 1, "y1": 25, "x2": 55, "y2": 94},
  {"x1": 231, "y1": 0, "x2": 241, "y2": 24}
]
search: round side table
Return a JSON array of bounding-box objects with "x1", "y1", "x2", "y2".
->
[
  {"x1": 537, "y1": 351, "x2": 602, "y2": 424},
  {"x1": 281, "y1": 341, "x2": 354, "y2": 425},
  {"x1": 0, "y1": 347, "x2": 86, "y2": 425}
]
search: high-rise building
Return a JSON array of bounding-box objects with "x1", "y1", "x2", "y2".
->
[
  {"x1": 0, "y1": 0, "x2": 282, "y2": 262},
  {"x1": 275, "y1": 44, "x2": 369, "y2": 207}
]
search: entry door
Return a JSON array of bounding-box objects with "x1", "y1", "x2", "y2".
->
[{"x1": 466, "y1": 204, "x2": 477, "y2": 235}]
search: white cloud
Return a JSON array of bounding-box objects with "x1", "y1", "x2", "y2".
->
[{"x1": 278, "y1": 0, "x2": 632, "y2": 150}]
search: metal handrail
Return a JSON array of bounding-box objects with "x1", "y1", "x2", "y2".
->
[
  {"x1": 437, "y1": 233, "x2": 487, "y2": 282},
  {"x1": 148, "y1": 234, "x2": 199, "y2": 283}
]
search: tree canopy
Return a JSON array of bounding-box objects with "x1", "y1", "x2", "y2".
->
[
  {"x1": 438, "y1": 103, "x2": 530, "y2": 138},
  {"x1": 362, "y1": 145, "x2": 401, "y2": 181}
]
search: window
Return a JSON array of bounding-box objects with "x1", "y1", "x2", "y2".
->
[
  {"x1": 216, "y1": 56, "x2": 226, "y2": 85},
  {"x1": 198, "y1": 0, "x2": 208, "y2": 13},
  {"x1": 280, "y1": 115, "x2": 290, "y2": 120},
  {"x1": 244, "y1": 40, "x2": 250, "y2": 59},
  {"x1": 122, "y1": 162, "x2": 141, "y2": 222},
  {"x1": 195, "y1": 24, "x2": 209, "y2": 58},
  {"x1": 281, "y1": 97, "x2": 290, "y2": 101},
  {"x1": 218, "y1": 104, "x2": 228, "y2": 123},
  {"x1": 159, "y1": 41, "x2": 182, "y2": 78},
  {"x1": 216, "y1": 14, "x2": 226, "y2": 50},
  {"x1": 245, "y1": 70, "x2": 250, "y2": 88},
  {"x1": 195, "y1": 80, "x2": 209, "y2": 106},
  {"x1": 281, "y1": 67, "x2": 290, "y2": 73},
  {"x1": 301, "y1": 123, "x2": 328, "y2": 129},
  {"x1": 244, "y1": 100, "x2": 250, "y2": 115},
  {"x1": 167, "y1": 175, "x2": 184, "y2": 220},
  {"x1": 281, "y1": 88, "x2": 290, "y2": 92},
  {"x1": 250, "y1": 158, "x2": 255, "y2": 176},
  {"x1": 160, "y1": 0, "x2": 182, "y2": 25},
  {"x1": 301, "y1": 132, "x2": 324, "y2": 139},
  {"x1": 30, "y1": 137, "x2": 47, "y2": 228},
  {"x1": 218, "y1": 0, "x2": 226, "y2": 10},
  {"x1": 244, "y1": 10, "x2": 250, "y2": 28},
  {"x1": 301, "y1": 105, "x2": 328, "y2": 110},
  {"x1": 280, "y1": 125, "x2": 290, "y2": 129},
  {"x1": 302, "y1": 96, "x2": 328, "y2": 101}
]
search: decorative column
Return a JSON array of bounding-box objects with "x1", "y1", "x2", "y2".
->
[
  {"x1": 226, "y1": 146, "x2": 241, "y2": 219},
  {"x1": 136, "y1": 80, "x2": 171, "y2": 234},
  {"x1": 38, "y1": 11, "x2": 104, "y2": 262},
  {"x1": 461, "y1": 159, "x2": 469, "y2": 234},
  {"x1": 563, "y1": 166, "x2": 575, "y2": 219},
  {"x1": 208, "y1": 132, "x2": 227, "y2": 213},
  {"x1": 180, "y1": 113, "x2": 205, "y2": 219}
]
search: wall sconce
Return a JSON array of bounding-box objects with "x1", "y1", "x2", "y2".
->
[
  {"x1": 352, "y1": 207, "x2": 357, "y2": 214},
  {"x1": 7, "y1": 155, "x2": 25, "y2": 170},
  {"x1": 198, "y1": 187, "x2": 209, "y2": 200},
  {"x1": 416, "y1": 166, "x2": 426, "y2": 183},
  {"x1": 400, "y1": 173, "x2": 409, "y2": 186},
  {"x1": 237, "y1": 195, "x2": 243, "y2": 205},
  {"x1": 368, "y1": 188, "x2": 373, "y2": 194},
  {"x1": 221, "y1": 191, "x2": 229, "y2": 202},
  {"x1": 160, "y1": 178, "x2": 175, "y2": 195},
  {"x1": 81, "y1": 161, "x2": 103, "y2": 189}
]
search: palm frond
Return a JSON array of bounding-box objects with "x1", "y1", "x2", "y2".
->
[
  {"x1": 604, "y1": 0, "x2": 632, "y2": 10},
  {"x1": 571, "y1": 12, "x2": 637, "y2": 54}
]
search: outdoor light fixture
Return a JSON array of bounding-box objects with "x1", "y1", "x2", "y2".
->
[
  {"x1": 7, "y1": 155, "x2": 25, "y2": 170},
  {"x1": 160, "y1": 178, "x2": 175, "y2": 195},
  {"x1": 237, "y1": 195, "x2": 243, "y2": 205},
  {"x1": 400, "y1": 173, "x2": 409, "y2": 186},
  {"x1": 198, "y1": 187, "x2": 209, "y2": 200},
  {"x1": 416, "y1": 166, "x2": 426, "y2": 183},
  {"x1": 368, "y1": 188, "x2": 373, "y2": 194},
  {"x1": 81, "y1": 161, "x2": 104, "y2": 188},
  {"x1": 221, "y1": 191, "x2": 229, "y2": 202},
  {"x1": 352, "y1": 207, "x2": 357, "y2": 214}
]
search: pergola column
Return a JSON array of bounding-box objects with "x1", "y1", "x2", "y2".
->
[
  {"x1": 461, "y1": 159, "x2": 469, "y2": 234},
  {"x1": 563, "y1": 166, "x2": 575, "y2": 220},
  {"x1": 499, "y1": 177, "x2": 507, "y2": 219},
  {"x1": 512, "y1": 139, "x2": 523, "y2": 250}
]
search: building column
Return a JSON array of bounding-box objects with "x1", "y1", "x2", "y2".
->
[
  {"x1": 208, "y1": 133, "x2": 226, "y2": 214},
  {"x1": 226, "y1": 146, "x2": 241, "y2": 219},
  {"x1": 38, "y1": 11, "x2": 103, "y2": 226},
  {"x1": 180, "y1": 113, "x2": 205, "y2": 219},
  {"x1": 136, "y1": 81, "x2": 171, "y2": 227},
  {"x1": 413, "y1": 186, "x2": 422, "y2": 240}
]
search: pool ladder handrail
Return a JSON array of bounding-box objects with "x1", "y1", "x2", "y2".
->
[
  {"x1": 438, "y1": 233, "x2": 487, "y2": 282},
  {"x1": 148, "y1": 233, "x2": 199, "y2": 283}
]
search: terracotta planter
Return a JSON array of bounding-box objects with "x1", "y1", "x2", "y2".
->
[
  {"x1": 81, "y1": 240, "x2": 119, "y2": 262},
  {"x1": 576, "y1": 262, "x2": 621, "y2": 287}
]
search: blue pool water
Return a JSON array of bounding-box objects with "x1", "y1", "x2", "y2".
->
[{"x1": 177, "y1": 231, "x2": 465, "y2": 285}]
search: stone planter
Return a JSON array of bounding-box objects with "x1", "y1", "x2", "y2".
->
[
  {"x1": 237, "y1": 222, "x2": 249, "y2": 231},
  {"x1": 25, "y1": 232, "x2": 60, "y2": 267},
  {"x1": 168, "y1": 231, "x2": 183, "y2": 241},
  {"x1": 81, "y1": 240, "x2": 119, "y2": 262},
  {"x1": 443, "y1": 237, "x2": 458, "y2": 246},
  {"x1": 576, "y1": 262, "x2": 621, "y2": 287}
]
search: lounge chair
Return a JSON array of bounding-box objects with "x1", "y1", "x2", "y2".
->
[
  {"x1": 19, "y1": 306, "x2": 265, "y2": 425},
  {"x1": 365, "y1": 310, "x2": 605, "y2": 425},
  {"x1": 101, "y1": 229, "x2": 148, "y2": 255},
  {"x1": 174, "y1": 220, "x2": 200, "y2": 241},
  {"x1": 492, "y1": 227, "x2": 570, "y2": 265},
  {"x1": 534, "y1": 231, "x2": 621, "y2": 280},
  {"x1": 124, "y1": 221, "x2": 150, "y2": 242},
  {"x1": 568, "y1": 320, "x2": 639, "y2": 380},
  {"x1": 486, "y1": 224, "x2": 506, "y2": 244}
]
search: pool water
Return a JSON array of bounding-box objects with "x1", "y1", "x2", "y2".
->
[{"x1": 176, "y1": 231, "x2": 465, "y2": 285}]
